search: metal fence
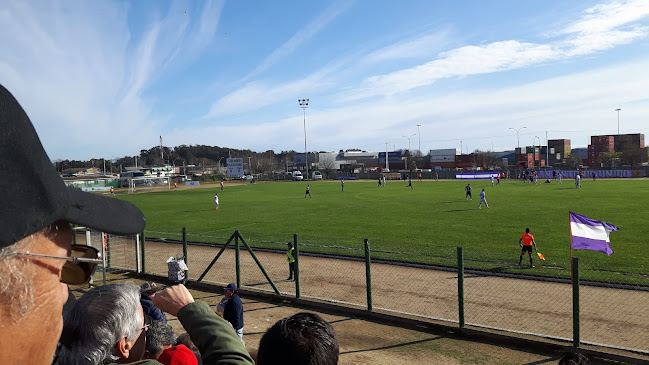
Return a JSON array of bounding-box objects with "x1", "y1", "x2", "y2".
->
[{"x1": 74, "y1": 228, "x2": 649, "y2": 357}]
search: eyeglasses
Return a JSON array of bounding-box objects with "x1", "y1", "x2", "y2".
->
[{"x1": 14, "y1": 245, "x2": 102, "y2": 285}]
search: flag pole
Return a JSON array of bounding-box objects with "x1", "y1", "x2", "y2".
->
[{"x1": 569, "y1": 211, "x2": 573, "y2": 284}]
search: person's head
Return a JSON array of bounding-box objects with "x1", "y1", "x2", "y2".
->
[
  {"x1": 257, "y1": 312, "x2": 339, "y2": 365},
  {"x1": 144, "y1": 319, "x2": 177, "y2": 359},
  {"x1": 558, "y1": 352, "x2": 590, "y2": 365},
  {"x1": 57, "y1": 283, "x2": 146, "y2": 364},
  {"x1": 176, "y1": 332, "x2": 202, "y2": 363},
  {"x1": 482, "y1": 188, "x2": 485, "y2": 191},
  {"x1": 287, "y1": 242, "x2": 293, "y2": 248},
  {"x1": 141, "y1": 282, "x2": 162, "y2": 298},
  {"x1": 224, "y1": 283, "x2": 237, "y2": 299},
  {"x1": 158, "y1": 344, "x2": 198, "y2": 365},
  {"x1": 0, "y1": 84, "x2": 145, "y2": 364},
  {"x1": 526, "y1": 228, "x2": 530, "y2": 233}
]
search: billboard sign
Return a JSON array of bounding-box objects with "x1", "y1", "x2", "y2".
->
[{"x1": 226, "y1": 158, "x2": 244, "y2": 178}]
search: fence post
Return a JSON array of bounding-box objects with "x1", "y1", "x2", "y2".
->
[
  {"x1": 572, "y1": 256, "x2": 580, "y2": 348},
  {"x1": 135, "y1": 234, "x2": 141, "y2": 273},
  {"x1": 105, "y1": 233, "x2": 111, "y2": 269},
  {"x1": 235, "y1": 230, "x2": 241, "y2": 289},
  {"x1": 141, "y1": 231, "x2": 146, "y2": 273},
  {"x1": 457, "y1": 246, "x2": 465, "y2": 328},
  {"x1": 182, "y1": 227, "x2": 188, "y2": 279},
  {"x1": 294, "y1": 234, "x2": 300, "y2": 298},
  {"x1": 364, "y1": 238, "x2": 372, "y2": 311}
]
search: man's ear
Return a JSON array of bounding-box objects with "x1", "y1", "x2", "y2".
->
[{"x1": 115, "y1": 336, "x2": 132, "y2": 359}]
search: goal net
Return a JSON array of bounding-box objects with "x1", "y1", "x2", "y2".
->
[{"x1": 128, "y1": 176, "x2": 171, "y2": 194}]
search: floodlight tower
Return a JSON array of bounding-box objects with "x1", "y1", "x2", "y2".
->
[{"x1": 298, "y1": 99, "x2": 309, "y2": 179}]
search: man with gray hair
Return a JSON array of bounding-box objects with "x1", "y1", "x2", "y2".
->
[
  {"x1": 57, "y1": 283, "x2": 148, "y2": 364},
  {"x1": 0, "y1": 83, "x2": 146, "y2": 364},
  {"x1": 144, "y1": 320, "x2": 178, "y2": 360},
  {"x1": 57, "y1": 283, "x2": 253, "y2": 365}
]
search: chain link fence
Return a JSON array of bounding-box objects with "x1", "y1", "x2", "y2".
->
[{"x1": 74, "y1": 227, "x2": 649, "y2": 357}]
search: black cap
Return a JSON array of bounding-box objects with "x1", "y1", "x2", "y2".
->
[{"x1": 0, "y1": 84, "x2": 146, "y2": 247}]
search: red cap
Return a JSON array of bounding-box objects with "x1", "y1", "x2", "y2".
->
[{"x1": 157, "y1": 344, "x2": 198, "y2": 365}]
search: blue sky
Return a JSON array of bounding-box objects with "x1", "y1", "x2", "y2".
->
[{"x1": 1, "y1": 0, "x2": 648, "y2": 161}]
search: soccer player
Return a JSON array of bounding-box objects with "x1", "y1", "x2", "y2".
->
[
  {"x1": 518, "y1": 228, "x2": 538, "y2": 267},
  {"x1": 490, "y1": 175, "x2": 494, "y2": 187},
  {"x1": 220, "y1": 181, "x2": 224, "y2": 191},
  {"x1": 214, "y1": 193, "x2": 219, "y2": 210},
  {"x1": 378, "y1": 176, "x2": 382, "y2": 187},
  {"x1": 478, "y1": 188, "x2": 489, "y2": 209},
  {"x1": 465, "y1": 183, "x2": 472, "y2": 201},
  {"x1": 305, "y1": 184, "x2": 311, "y2": 198},
  {"x1": 407, "y1": 176, "x2": 413, "y2": 189},
  {"x1": 557, "y1": 172, "x2": 563, "y2": 184},
  {"x1": 575, "y1": 174, "x2": 581, "y2": 188},
  {"x1": 341, "y1": 179, "x2": 344, "y2": 192},
  {"x1": 435, "y1": 172, "x2": 438, "y2": 181}
]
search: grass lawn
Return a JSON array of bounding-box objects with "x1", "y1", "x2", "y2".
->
[{"x1": 118, "y1": 178, "x2": 649, "y2": 284}]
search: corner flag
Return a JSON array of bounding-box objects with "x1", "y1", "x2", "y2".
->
[{"x1": 569, "y1": 212, "x2": 619, "y2": 256}]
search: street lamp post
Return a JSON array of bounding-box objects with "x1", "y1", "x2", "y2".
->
[
  {"x1": 509, "y1": 126, "x2": 527, "y2": 150},
  {"x1": 402, "y1": 133, "x2": 416, "y2": 151},
  {"x1": 416, "y1": 124, "x2": 422, "y2": 153},
  {"x1": 298, "y1": 99, "x2": 309, "y2": 180},
  {"x1": 615, "y1": 108, "x2": 621, "y2": 135},
  {"x1": 534, "y1": 136, "x2": 541, "y2": 171}
]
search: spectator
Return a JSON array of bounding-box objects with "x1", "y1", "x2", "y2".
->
[
  {"x1": 57, "y1": 283, "x2": 253, "y2": 364},
  {"x1": 158, "y1": 344, "x2": 198, "y2": 365},
  {"x1": 177, "y1": 333, "x2": 202, "y2": 365},
  {"x1": 144, "y1": 319, "x2": 178, "y2": 360},
  {"x1": 223, "y1": 283, "x2": 245, "y2": 343},
  {"x1": 0, "y1": 84, "x2": 145, "y2": 364},
  {"x1": 141, "y1": 282, "x2": 168, "y2": 323},
  {"x1": 256, "y1": 312, "x2": 339, "y2": 365},
  {"x1": 558, "y1": 352, "x2": 590, "y2": 365},
  {"x1": 57, "y1": 283, "x2": 148, "y2": 363}
]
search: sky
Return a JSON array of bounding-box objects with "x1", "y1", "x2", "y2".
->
[{"x1": 1, "y1": 0, "x2": 649, "y2": 161}]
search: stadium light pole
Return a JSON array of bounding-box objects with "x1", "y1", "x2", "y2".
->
[
  {"x1": 416, "y1": 124, "x2": 422, "y2": 153},
  {"x1": 299, "y1": 99, "x2": 309, "y2": 180},
  {"x1": 534, "y1": 136, "x2": 541, "y2": 170},
  {"x1": 509, "y1": 126, "x2": 526, "y2": 150},
  {"x1": 615, "y1": 108, "x2": 621, "y2": 135}
]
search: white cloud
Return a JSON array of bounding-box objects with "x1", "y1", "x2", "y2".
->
[
  {"x1": 0, "y1": 0, "x2": 223, "y2": 160},
  {"x1": 242, "y1": 1, "x2": 354, "y2": 81},
  {"x1": 341, "y1": 0, "x2": 649, "y2": 101}
]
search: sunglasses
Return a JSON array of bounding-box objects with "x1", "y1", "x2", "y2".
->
[{"x1": 15, "y1": 244, "x2": 102, "y2": 285}]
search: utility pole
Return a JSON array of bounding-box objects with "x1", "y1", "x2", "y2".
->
[
  {"x1": 298, "y1": 99, "x2": 309, "y2": 180},
  {"x1": 416, "y1": 124, "x2": 422, "y2": 154},
  {"x1": 385, "y1": 142, "x2": 389, "y2": 171}
]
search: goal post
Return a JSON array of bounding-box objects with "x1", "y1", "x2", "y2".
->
[{"x1": 128, "y1": 176, "x2": 171, "y2": 194}]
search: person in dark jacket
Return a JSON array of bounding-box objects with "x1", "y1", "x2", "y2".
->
[
  {"x1": 223, "y1": 283, "x2": 244, "y2": 343},
  {"x1": 141, "y1": 282, "x2": 167, "y2": 323}
]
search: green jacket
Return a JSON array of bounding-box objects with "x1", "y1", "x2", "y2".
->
[{"x1": 109, "y1": 301, "x2": 254, "y2": 365}]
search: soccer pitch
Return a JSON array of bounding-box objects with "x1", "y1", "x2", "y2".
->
[{"x1": 119, "y1": 178, "x2": 649, "y2": 283}]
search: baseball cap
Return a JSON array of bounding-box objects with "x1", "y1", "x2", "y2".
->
[
  {"x1": 157, "y1": 344, "x2": 198, "y2": 365},
  {"x1": 0, "y1": 84, "x2": 146, "y2": 248},
  {"x1": 140, "y1": 282, "x2": 161, "y2": 294},
  {"x1": 224, "y1": 283, "x2": 237, "y2": 291}
]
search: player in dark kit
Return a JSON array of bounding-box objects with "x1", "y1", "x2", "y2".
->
[
  {"x1": 465, "y1": 183, "x2": 472, "y2": 200},
  {"x1": 305, "y1": 184, "x2": 311, "y2": 198}
]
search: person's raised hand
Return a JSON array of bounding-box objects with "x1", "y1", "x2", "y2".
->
[{"x1": 152, "y1": 284, "x2": 195, "y2": 316}]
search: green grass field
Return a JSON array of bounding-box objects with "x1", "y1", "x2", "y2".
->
[{"x1": 118, "y1": 178, "x2": 649, "y2": 284}]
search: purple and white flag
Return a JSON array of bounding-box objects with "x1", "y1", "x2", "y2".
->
[{"x1": 569, "y1": 212, "x2": 619, "y2": 256}]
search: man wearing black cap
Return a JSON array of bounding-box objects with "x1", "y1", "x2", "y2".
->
[
  {"x1": 0, "y1": 84, "x2": 145, "y2": 363},
  {"x1": 223, "y1": 283, "x2": 244, "y2": 342},
  {"x1": 0, "y1": 84, "x2": 255, "y2": 364}
]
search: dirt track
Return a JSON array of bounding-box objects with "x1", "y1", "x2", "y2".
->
[{"x1": 99, "y1": 237, "x2": 649, "y2": 356}]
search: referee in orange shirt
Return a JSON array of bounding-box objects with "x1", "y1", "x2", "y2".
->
[{"x1": 519, "y1": 228, "x2": 538, "y2": 267}]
